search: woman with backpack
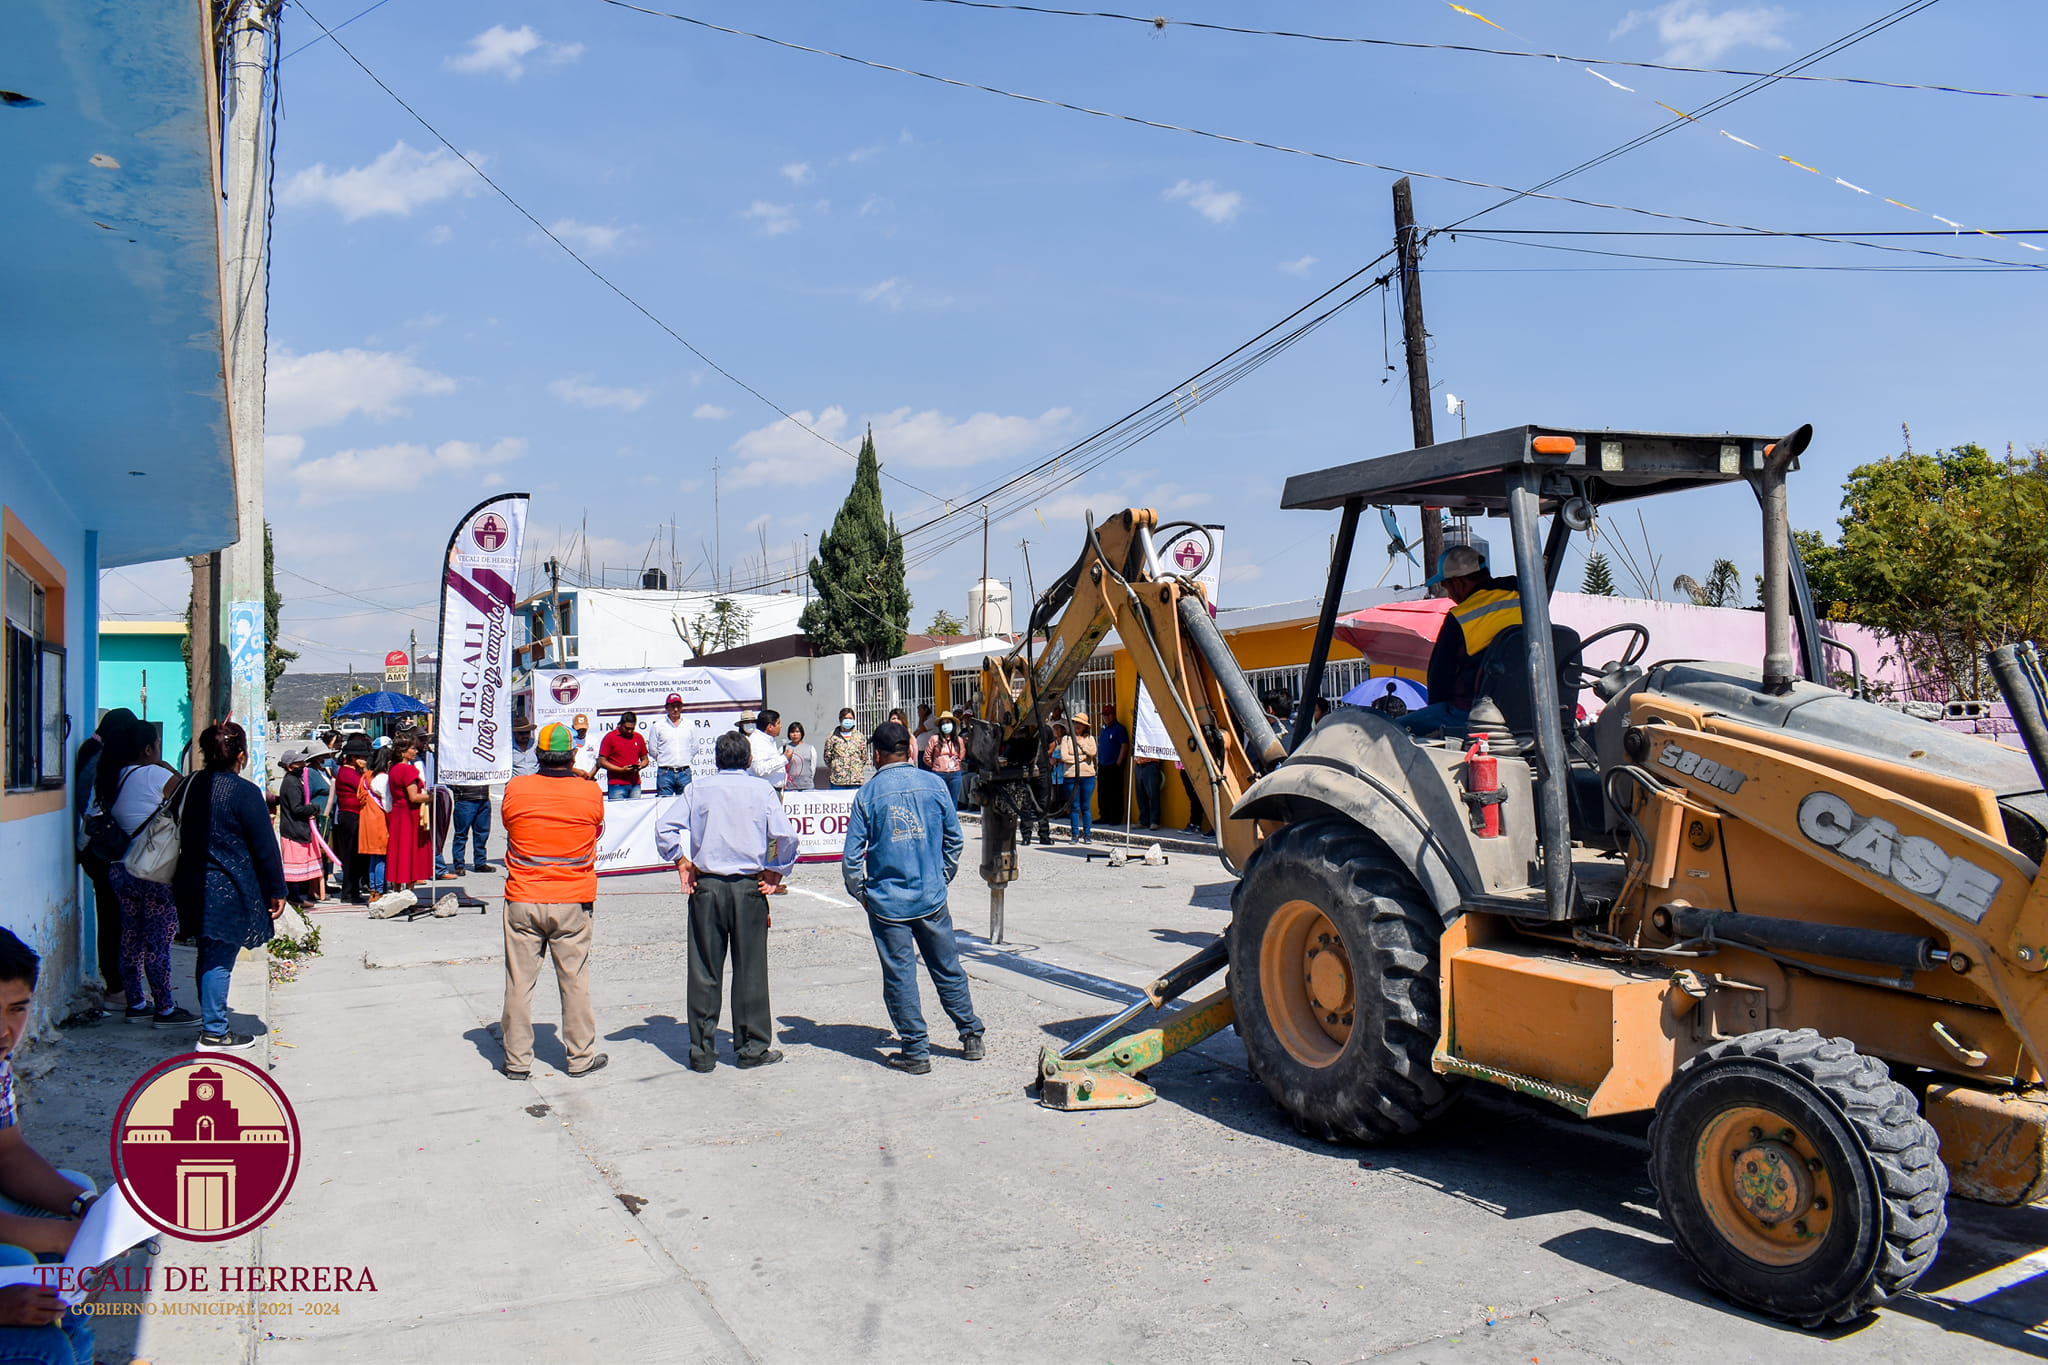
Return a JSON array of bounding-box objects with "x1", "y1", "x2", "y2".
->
[{"x1": 92, "y1": 717, "x2": 199, "y2": 1028}]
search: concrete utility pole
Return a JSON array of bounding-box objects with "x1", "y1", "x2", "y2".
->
[
  {"x1": 188, "y1": 552, "x2": 218, "y2": 767},
  {"x1": 1392, "y1": 177, "x2": 1446, "y2": 587},
  {"x1": 219, "y1": 0, "x2": 280, "y2": 776}
]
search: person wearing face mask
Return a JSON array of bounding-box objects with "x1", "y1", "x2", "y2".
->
[
  {"x1": 823, "y1": 707, "x2": 867, "y2": 789},
  {"x1": 920, "y1": 711, "x2": 967, "y2": 810}
]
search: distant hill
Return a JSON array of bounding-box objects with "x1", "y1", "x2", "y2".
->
[{"x1": 269, "y1": 672, "x2": 360, "y2": 725}]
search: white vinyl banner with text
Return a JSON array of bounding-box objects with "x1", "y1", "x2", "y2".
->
[
  {"x1": 531, "y1": 666, "x2": 762, "y2": 791},
  {"x1": 593, "y1": 787, "x2": 857, "y2": 875},
  {"x1": 434, "y1": 494, "x2": 528, "y2": 784}
]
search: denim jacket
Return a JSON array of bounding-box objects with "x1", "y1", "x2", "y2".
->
[{"x1": 842, "y1": 762, "x2": 963, "y2": 922}]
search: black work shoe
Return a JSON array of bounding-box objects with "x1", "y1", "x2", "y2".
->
[
  {"x1": 503, "y1": 1067, "x2": 531, "y2": 1081},
  {"x1": 153, "y1": 1007, "x2": 202, "y2": 1029},
  {"x1": 885, "y1": 1052, "x2": 932, "y2": 1075},
  {"x1": 199, "y1": 1031, "x2": 257, "y2": 1052},
  {"x1": 960, "y1": 1033, "x2": 986, "y2": 1061},
  {"x1": 688, "y1": 1056, "x2": 716, "y2": 1074},
  {"x1": 471, "y1": 863, "x2": 498, "y2": 873},
  {"x1": 735, "y1": 1049, "x2": 784, "y2": 1069},
  {"x1": 568, "y1": 1054, "x2": 609, "y2": 1078}
]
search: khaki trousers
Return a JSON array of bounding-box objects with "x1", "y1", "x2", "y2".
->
[{"x1": 502, "y1": 900, "x2": 597, "y2": 1073}]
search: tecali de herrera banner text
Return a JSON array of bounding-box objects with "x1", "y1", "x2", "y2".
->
[{"x1": 435, "y1": 493, "x2": 529, "y2": 784}]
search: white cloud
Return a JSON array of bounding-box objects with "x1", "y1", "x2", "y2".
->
[
  {"x1": 549, "y1": 219, "x2": 627, "y2": 253},
  {"x1": 1163, "y1": 178, "x2": 1242, "y2": 224},
  {"x1": 425, "y1": 224, "x2": 453, "y2": 246},
  {"x1": 741, "y1": 202, "x2": 798, "y2": 236},
  {"x1": 847, "y1": 142, "x2": 886, "y2": 163},
  {"x1": 445, "y1": 25, "x2": 583, "y2": 80},
  {"x1": 264, "y1": 433, "x2": 306, "y2": 465},
  {"x1": 858, "y1": 194, "x2": 889, "y2": 217},
  {"x1": 549, "y1": 377, "x2": 651, "y2": 412},
  {"x1": 1278, "y1": 255, "x2": 1317, "y2": 276},
  {"x1": 728, "y1": 405, "x2": 1073, "y2": 487},
  {"x1": 281, "y1": 141, "x2": 480, "y2": 222},
  {"x1": 1611, "y1": 2, "x2": 1789, "y2": 63},
  {"x1": 692, "y1": 404, "x2": 732, "y2": 421},
  {"x1": 286, "y1": 438, "x2": 525, "y2": 495},
  {"x1": 780, "y1": 162, "x2": 812, "y2": 185},
  {"x1": 861, "y1": 278, "x2": 906, "y2": 309},
  {"x1": 265, "y1": 348, "x2": 456, "y2": 431}
]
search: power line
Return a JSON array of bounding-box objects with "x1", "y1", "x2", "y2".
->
[
  {"x1": 584, "y1": 0, "x2": 2037, "y2": 272},
  {"x1": 900, "y1": 0, "x2": 2048, "y2": 101},
  {"x1": 1453, "y1": 232, "x2": 2035, "y2": 272},
  {"x1": 287, "y1": 1, "x2": 949, "y2": 504},
  {"x1": 1474, "y1": 227, "x2": 2048, "y2": 239},
  {"x1": 279, "y1": 0, "x2": 391, "y2": 60}
]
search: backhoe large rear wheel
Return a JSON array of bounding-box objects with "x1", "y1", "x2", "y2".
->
[
  {"x1": 1649, "y1": 1028, "x2": 1947, "y2": 1325},
  {"x1": 1227, "y1": 817, "x2": 1461, "y2": 1142}
]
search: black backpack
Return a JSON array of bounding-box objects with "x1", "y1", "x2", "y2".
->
[{"x1": 82, "y1": 768, "x2": 140, "y2": 863}]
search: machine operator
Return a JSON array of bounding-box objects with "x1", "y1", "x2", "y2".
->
[{"x1": 1400, "y1": 545, "x2": 1523, "y2": 734}]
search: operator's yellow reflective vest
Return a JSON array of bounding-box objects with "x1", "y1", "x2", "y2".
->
[
  {"x1": 1451, "y1": 587, "x2": 1523, "y2": 658},
  {"x1": 1427, "y1": 581, "x2": 1524, "y2": 710}
]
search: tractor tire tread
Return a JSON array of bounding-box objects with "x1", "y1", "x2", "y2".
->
[{"x1": 1649, "y1": 1026, "x2": 1947, "y2": 1323}]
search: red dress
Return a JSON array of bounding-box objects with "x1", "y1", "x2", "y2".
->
[{"x1": 385, "y1": 761, "x2": 433, "y2": 885}]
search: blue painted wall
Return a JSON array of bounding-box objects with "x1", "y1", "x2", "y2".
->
[{"x1": 98, "y1": 627, "x2": 192, "y2": 768}]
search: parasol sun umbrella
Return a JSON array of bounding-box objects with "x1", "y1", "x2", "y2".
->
[
  {"x1": 333, "y1": 689, "x2": 431, "y2": 718},
  {"x1": 1333, "y1": 598, "x2": 1451, "y2": 673}
]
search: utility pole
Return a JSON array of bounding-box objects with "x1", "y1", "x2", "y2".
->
[
  {"x1": 1392, "y1": 177, "x2": 1446, "y2": 587},
  {"x1": 219, "y1": 0, "x2": 280, "y2": 775},
  {"x1": 187, "y1": 552, "x2": 218, "y2": 765},
  {"x1": 408, "y1": 628, "x2": 418, "y2": 699}
]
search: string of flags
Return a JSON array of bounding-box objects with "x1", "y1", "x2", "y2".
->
[{"x1": 1439, "y1": 1, "x2": 2040, "y2": 254}]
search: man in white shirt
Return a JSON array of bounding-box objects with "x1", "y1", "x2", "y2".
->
[
  {"x1": 740, "y1": 710, "x2": 786, "y2": 792},
  {"x1": 571, "y1": 713, "x2": 600, "y2": 781},
  {"x1": 510, "y1": 718, "x2": 539, "y2": 777},
  {"x1": 648, "y1": 693, "x2": 694, "y2": 796}
]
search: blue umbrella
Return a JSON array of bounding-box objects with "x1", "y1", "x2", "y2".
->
[
  {"x1": 333, "y1": 690, "x2": 431, "y2": 717},
  {"x1": 1341, "y1": 676, "x2": 1427, "y2": 712}
]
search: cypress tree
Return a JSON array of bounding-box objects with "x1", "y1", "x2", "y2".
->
[
  {"x1": 800, "y1": 429, "x2": 911, "y2": 662},
  {"x1": 1581, "y1": 550, "x2": 1618, "y2": 597}
]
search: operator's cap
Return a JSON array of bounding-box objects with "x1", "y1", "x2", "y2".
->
[
  {"x1": 572, "y1": 713, "x2": 591, "y2": 729},
  {"x1": 664, "y1": 692, "x2": 683, "y2": 706},
  {"x1": 1424, "y1": 545, "x2": 1487, "y2": 586},
  {"x1": 537, "y1": 723, "x2": 577, "y2": 754}
]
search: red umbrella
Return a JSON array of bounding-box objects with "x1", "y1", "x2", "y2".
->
[{"x1": 1333, "y1": 599, "x2": 1451, "y2": 672}]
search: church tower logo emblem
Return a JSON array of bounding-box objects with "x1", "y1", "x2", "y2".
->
[{"x1": 110, "y1": 1056, "x2": 301, "y2": 1242}]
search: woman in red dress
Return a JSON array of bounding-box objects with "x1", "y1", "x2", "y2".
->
[{"x1": 385, "y1": 734, "x2": 433, "y2": 890}]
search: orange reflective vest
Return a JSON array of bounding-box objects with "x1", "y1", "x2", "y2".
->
[{"x1": 501, "y1": 774, "x2": 605, "y2": 903}]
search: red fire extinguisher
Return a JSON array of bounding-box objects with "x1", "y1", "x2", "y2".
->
[{"x1": 1463, "y1": 736, "x2": 1504, "y2": 839}]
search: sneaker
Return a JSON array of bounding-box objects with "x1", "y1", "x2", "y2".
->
[
  {"x1": 885, "y1": 1052, "x2": 931, "y2": 1075},
  {"x1": 123, "y1": 1005, "x2": 155, "y2": 1026},
  {"x1": 735, "y1": 1049, "x2": 784, "y2": 1070},
  {"x1": 960, "y1": 1033, "x2": 986, "y2": 1062},
  {"x1": 435, "y1": 871, "x2": 460, "y2": 881},
  {"x1": 471, "y1": 863, "x2": 497, "y2": 873},
  {"x1": 153, "y1": 1007, "x2": 202, "y2": 1029},
  {"x1": 567, "y1": 1054, "x2": 609, "y2": 1078},
  {"x1": 198, "y1": 1031, "x2": 257, "y2": 1052}
]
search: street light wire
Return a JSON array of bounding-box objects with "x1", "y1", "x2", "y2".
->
[{"x1": 900, "y1": 0, "x2": 2048, "y2": 101}]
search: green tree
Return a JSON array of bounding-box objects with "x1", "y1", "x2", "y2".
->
[
  {"x1": 1792, "y1": 529, "x2": 1851, "y2": 619},
  {"x1": 319, "y1": 682, "x2": 369, "y2": 728},
  {"x1": 1833, "y1": 443, "x2": 2048, "y2": 699},
  {"x1": 927, "y1": 609, "x2": 965, "y2": 636},
  {"x1": 1579, "y1": 551, "x2": 1617, "y2": 596},
  {"x1": 263, "y1": 522, "x2": 297, "y2": 694},
  {"x1": 800, "y1": 429, "x2": 911, "y2": 663},
  {"x1": 681, "y1": 598, "x2": 753, "y2": 656}
]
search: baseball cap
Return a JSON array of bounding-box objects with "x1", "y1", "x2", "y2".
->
[
  {"x1": 871, "y1": 720, "x2": 911, "y2": 753},
  {"x1": 1424, "y1": 545, "x2": 1487, "y2": 586},
  {"x1": 572, "y1": 713, "x2": 591, "y2": 729},
  {"x1": 664, "y1": 693, "x2": 683, "y2": 706},
  {"x1": 537, "y1": 723, "x2": 577, "y2": 754}
]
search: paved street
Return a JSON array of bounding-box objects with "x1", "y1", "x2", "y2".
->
[{"x1": 43, "y1": 837, "x2": 2044, "y2": 1363}]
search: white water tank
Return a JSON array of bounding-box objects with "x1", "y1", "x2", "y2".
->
[{"x1": 968, "y1": 580, "x2": 1013, "y2": 638}]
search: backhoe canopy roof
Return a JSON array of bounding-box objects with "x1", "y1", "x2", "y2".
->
[{"x1": 1281, "y1": 426, "x2": 1795, "y2": 514}]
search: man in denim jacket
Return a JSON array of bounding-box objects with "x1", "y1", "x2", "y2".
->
[{"x1": 842, "y1": 722, "x2": 985, "y2": 1074}]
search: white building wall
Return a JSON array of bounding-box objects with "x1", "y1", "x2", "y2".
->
[
  {"x1": 574, "y1": 589, "x2": 811, "y2": 670},
  {"x1": 764, "y1": 653, "x2": 853, "y2": 781}
]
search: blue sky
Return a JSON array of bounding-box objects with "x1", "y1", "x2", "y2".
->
[{"x1": 101, "y1": 0, "x2": 2048, "y2": 669}]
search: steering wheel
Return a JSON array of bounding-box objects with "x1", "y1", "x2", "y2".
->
[{"x1": 1573, "y1": 622, "x2": 1650, "y2": 682}]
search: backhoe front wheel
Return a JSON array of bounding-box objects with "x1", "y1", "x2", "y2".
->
[
  {"x1": 1228, "y1": 818, "x2": 1460, "y2": 1143},
  {"x1": 1649, "y1": 1028, "x2": 1947, "y2": 1325}
]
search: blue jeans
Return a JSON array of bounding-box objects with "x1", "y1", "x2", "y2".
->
[
  {"x1": 865, "y1": 907, "x2": 983, "y2": 1060},
  {"x1": 0, "y1": 1184, "x2": 93, "y2": 1365},
  {"x1": 196, "y1": 936, "x2": 239, "y2": 1036},
  {"x1": 937, "y1": 771, "x2": 962, "y2": 810},
  {"x1": 656, "y1": 767, "x2": 692, "y2": 797},
  {"x1": 606, "y1": 783, "x2": 638, "y2": 801},
  {"x1": 450, "y1": 798, "x2": 492, "y2": 867},
  {"x1": 1397, "y1": 702, "x2": 1468, "y2": 735},
  {"x1": 1066, "y1": 775, "x2": 1096, "y2": 842},
  {"x1": 367, "y1": 856, "x2": 386, "y2": 894}
]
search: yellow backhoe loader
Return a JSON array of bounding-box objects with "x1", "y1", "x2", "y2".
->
[{"x1": 967, "y1": 424, "x2": 2048, "y2": 1327}]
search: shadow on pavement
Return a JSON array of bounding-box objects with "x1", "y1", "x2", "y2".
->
[
  {"x1": 462, "y1": 1021, "x2": 569, "y2": 1073},
  {"x1": 776, "y1": 1014, "x2": 897, "y2": 1066},
  {"x1": 606, "y1": 1014, "x2": 694, "y2": 1068}
]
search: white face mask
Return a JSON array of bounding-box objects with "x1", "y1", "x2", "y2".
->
[
  {"x1": 941, "y1": 723, "x2": 955, "y2": 735},
  {"x1": 739, "y1": 722, "x2": 753, "y2": 733}
]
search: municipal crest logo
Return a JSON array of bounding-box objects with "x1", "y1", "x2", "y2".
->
[
  {"x1": 1167, "y1": 529, "x2": 1212, "y2": 574},
  {"x1": 550, "y1": 673, "x2": 581, "y2": 704},
  {"x1": 111, "y1": 1056, "x2": 301, "y2": 1242},
  {"x1": 471, "y1": 512, "x2": 510, "y2": 553}
]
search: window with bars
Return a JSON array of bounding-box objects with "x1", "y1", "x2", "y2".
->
[{"x1": 4, "y1": 559, "x2": 64, "y2": 792}]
